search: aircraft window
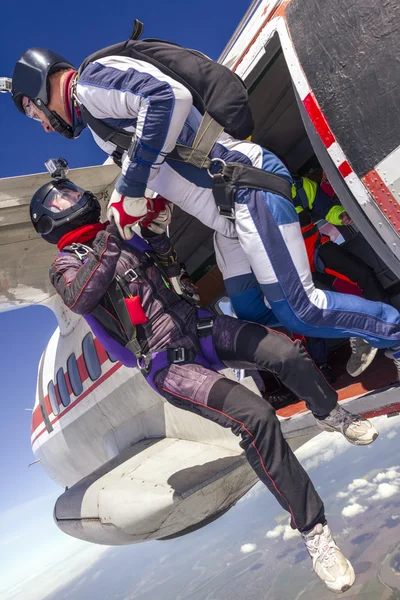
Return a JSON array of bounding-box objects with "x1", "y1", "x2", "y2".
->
[
  {"x1": 67, "y1": 354, "x2": 83, "y2": 396},
  {"x1": 56, "y1": 368, "x2": 70, "y2": 407},
  {"x1": 82, "y1": 333, "x2": 101, "y2": 381},
  {"x1": 106, "y1": 351, "x2": 118, "y2": 363},
  {"x1": 48, "y1": 381, "x2": 60, "y2": 416}
]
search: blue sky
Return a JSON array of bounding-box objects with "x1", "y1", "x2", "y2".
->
[
  {"x1": 0, "y1": 0, "x2": 250, "y2": 178},
  {"x1": 0, "y1": 1, "x2": 251, "y2": 597}
]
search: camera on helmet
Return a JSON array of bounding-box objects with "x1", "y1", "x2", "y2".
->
[
  {"x1": 0, "y1": 77, "x2": 12, "y2": 93},
  {"x1": 44, "y1": 158, "x2": 69, "y2": 180}
]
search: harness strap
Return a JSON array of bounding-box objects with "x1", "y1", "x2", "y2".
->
[
  {"x1": 118, "y1": 251, "x2": 155, "y2": 287},
  {"x1": 168, "y1": 113, "x2": 224, "y2": 169},
  {"x1": 294, "y1": 178, "x2": 310, "y2": 210},
  {"x1": 107, "y1": 280, "x2": 143, "y2": 358},
  {"x1": 212, "y1": 162, "x2": 292, "y2": 220},
  {"x1": 66, "y1": 242, "x2": 148, "y2": 358}
]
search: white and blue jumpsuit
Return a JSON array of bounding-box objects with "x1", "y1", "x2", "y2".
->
[{"x1": 75, "y1": 55, "x2": 400, "y2": 352}]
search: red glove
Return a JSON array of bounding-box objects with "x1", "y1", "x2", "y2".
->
[
  {"x1": 108, "y1": 192, "x2": 172, "y2": 239},
  {"x1": 140, "y1": 196, "x2": 173, "y2": 234}
]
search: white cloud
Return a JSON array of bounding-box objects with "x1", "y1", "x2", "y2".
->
[
  {"x1": 295, "y1": 431, "x2": 349, "y2": 471},
  {"x1": 371, "y1": 482, "x2": 399, "y2": 501},
  {"x1": 342, "y1": 503, "x2": 367, "y2": 518},
  {"x1": 266, "y1": 525, "x2": 285, "y2": 539},
  {"x1": 373, "y1": 468, "x2": 400, "y2": 483},
  {"x1": 240, "y1": 543, "x2": 257, "y2": 554},
  {"x1": 348, "y1": 496, "x2": 359, "y2": 505},
  {"x1": 337, "y1": 491, "x2": 349, "y2": 499},
  {"x1": 283, "y1": 527, "x2": 301, "y2": 541},
  {"x1": 265, "y1": 524, "x2": 300, "y2": 541},
  {"x1": 348, "y1": 478, "x2": 369, "y2": 491},
  {"x1": 336, "y1": 468, "x2": 400, "y2": 515},
  {"x1": 387, "y1": 430, "x2": 398, "y2": 440}
]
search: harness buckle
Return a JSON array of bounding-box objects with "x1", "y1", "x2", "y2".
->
[
  {"x1": 124, "y1": 268, "x2": 139, "y2": 282},
  {"x1": 217, "y1": 205, "x2": 235, "y2": 220},
  {"x1": 70, "y1": 243, "x2": 91, "y2": 260},
  {"x1": 197, "y1": 317, "x2": 214, "y2": 337},
  {"x1": 169, "y1": 347, "x2": 186, "y2": 364},
  {"x1": 137, "y1": 355, "x2": 152, "y2": 376},
  {"x1": 207, "y1": 157, "x2": 227, "y2": 178}
]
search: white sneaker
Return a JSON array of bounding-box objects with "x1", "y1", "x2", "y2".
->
[
  {"x1": 346, "y1": 337, "x2": 378, "y2": 377},
  {"x1": 316, "y1": 403, "x2": 379, "y2": 445},
  {"x1": 302, "y1": 523, "x2": 355, "y2": 593}
]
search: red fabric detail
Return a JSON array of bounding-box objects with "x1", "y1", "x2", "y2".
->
[
  {"x1": 57, "y1": 223, "x2": 105, "y2": 251},
  {"x1": 301, "y1": 223, "x2": 329, "y2": 271},
  {"x1": 320, "y1": 181, "x2": 335, "y2": 198},
  {"x1": 328, "y1": 271, "x2": 363, "y2": 296},
  {"x1": 125, "y1": 296, "x2": 148, "y2": 325},
  {"x1": 140, "y1": 196, "x2": 169, "y2": 229},
  {"x1": 63, "y1": 70, "x2": 77, "y2": 125}
]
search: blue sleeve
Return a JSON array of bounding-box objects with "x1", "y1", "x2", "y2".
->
[{"x1": 77, "y1": 59, "x2": 193, "y2": 198}]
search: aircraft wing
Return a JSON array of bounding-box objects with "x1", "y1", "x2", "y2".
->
[{"x1": 0, "y1": 163, "x2": 120, "y2": 312}]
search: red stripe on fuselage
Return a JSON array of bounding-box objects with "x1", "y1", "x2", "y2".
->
[
  {"x1": 31, "y1": 361, "x2": 123, "y2": 445},
  {"x1": 31, "y1": 339, "x2": 118, "y2": 435}
]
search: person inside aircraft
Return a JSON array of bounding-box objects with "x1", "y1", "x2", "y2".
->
[
  {"x1": 291, "y1": 171, "x2": 389, "y2": 377},
  {"x1": 30, "y1": 176, "x2": 380, "y2": 594},
  {"x1": 11, "y1": 45, "x2": 400, "y2": 373}
]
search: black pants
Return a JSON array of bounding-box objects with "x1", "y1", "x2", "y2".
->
[
  {"x1": 154, "y1": 317, "x2": 338, "y2": 532},
  {"x1": 317, "y1": 241, "x2": 388, "y2": 302}
]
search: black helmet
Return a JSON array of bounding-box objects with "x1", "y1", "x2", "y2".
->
[
  {"x1": 30, "y1": 179, "x2": 101, "y2": 244},
  {"x1": 12, "y1": 48, "x2": 75, "y2": 138}
]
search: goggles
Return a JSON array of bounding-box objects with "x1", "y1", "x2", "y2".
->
[
  {"x1": 44, "y1": 182, "x2": 84, "y2": 213},
  {"x1": 22, "y1": 96, "x2": 42, "y2": 122}
]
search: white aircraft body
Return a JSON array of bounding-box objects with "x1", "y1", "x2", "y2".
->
[{"x1": 1, "y1": 0, "x2": 399, "y2": 545}]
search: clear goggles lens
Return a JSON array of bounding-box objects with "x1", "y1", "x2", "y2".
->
[
  {"x1": 44, "y1": 182, "x2": 85, "y2": 213},
  {"x1": 22, "y1": 96, "x2": 42, "y2": 122}
]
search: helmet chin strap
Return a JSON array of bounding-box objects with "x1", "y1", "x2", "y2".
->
[
  {"x1": 49, "y1": 111, "x2": 75, "y2": 139},
  {"x1": 35, "y1": 99, "x2": 75, "y2": 139}
]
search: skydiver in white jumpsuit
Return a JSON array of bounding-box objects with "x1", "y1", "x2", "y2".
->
[{"x1": 11, "y1": 47, "x2": 400, "y2": 359}]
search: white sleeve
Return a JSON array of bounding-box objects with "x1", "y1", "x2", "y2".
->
[{"x1": 77, "y1": 55, "x2": 193, "y2": 197}]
